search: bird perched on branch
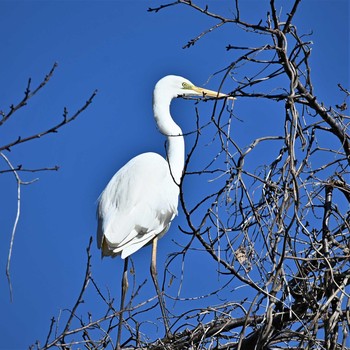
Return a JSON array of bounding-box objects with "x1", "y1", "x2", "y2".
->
[{"x1": 96, "y1": 74, "x2": 233, "y2": 348}]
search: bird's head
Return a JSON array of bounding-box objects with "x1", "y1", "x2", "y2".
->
[{"x1": 154, "y1": 75, "x2": 234, "y2": 101}]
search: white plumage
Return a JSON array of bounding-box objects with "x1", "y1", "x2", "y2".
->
[
  {"x1": 97, "y1": 75, "x2": 231, "y2": 259},
  {"x1": 97, "y1": 152, "x2": 178, "y2": 258}
]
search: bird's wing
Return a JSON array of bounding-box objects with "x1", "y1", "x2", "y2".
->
[{"x1": 97, "y1": 152, "x2": 179, "y2": 257}]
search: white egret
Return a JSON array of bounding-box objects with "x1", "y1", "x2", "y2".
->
[{"x1": 97, "y1": 75, "x2": 232, "y2": 347}]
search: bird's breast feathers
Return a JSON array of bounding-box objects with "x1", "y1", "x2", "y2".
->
[{"x1": 97, "y1": 152, "x2": 179, "y2": 256}]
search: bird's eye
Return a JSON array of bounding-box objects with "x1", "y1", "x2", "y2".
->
[{"x1": 182, "y1": 82, "x2": 192, "y2": 89}]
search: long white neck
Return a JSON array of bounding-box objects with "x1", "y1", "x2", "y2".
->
[{"x1": 153, "y1": 94, "x2": 184, "y2": 185}]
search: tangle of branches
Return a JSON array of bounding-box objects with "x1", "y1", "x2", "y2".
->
[{"x1": 31, "y1": 1, "x2": 349, "y2": 349}]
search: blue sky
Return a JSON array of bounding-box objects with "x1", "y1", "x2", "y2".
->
[{"x1": 0, "y1": 1, "x2": 348, "y2": 348}]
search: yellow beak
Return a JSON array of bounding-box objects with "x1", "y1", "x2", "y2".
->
[{"x1": 192, "y1": 85, "x2": 235, "y2": 100}]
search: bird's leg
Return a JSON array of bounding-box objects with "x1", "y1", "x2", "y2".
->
[
  {"x1": 150, "y1": 237, "x2": 171, "y2": 337},
  {"x1": 117, "y1": 257, "x2": 129, "y2": 350}
]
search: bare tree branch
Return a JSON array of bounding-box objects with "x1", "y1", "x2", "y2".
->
[{"x1": 1, "y1": 64, "x2": 97, "y2": 300}]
